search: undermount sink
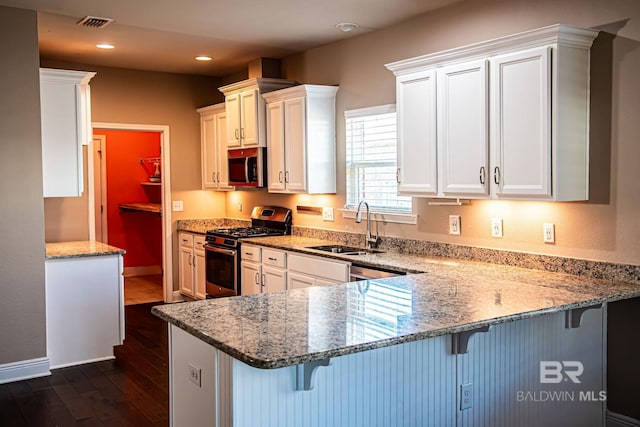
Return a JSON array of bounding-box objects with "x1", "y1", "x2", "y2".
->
[{"x1": 305, "y1": 245, "x2": 384, "y2": 256}]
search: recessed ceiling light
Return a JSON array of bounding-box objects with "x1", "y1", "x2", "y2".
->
[
  {"x1": 336, "y1": 22, "x2": 359, "y2": 33},
  {"x1": 195, "y1": 56, "x2": 212, "y2": 61},
  {"x1": 96, "y1": 43, "x2": 115, "y2": 49}
]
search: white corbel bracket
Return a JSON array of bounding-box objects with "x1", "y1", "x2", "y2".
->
[
  {"x1": 451, "y1": 325, "x2": 491, "y2": 354},
  {"x1": 295, "y1": 358, "x2": 332, "y2": 391},
  {"x1": 565, "y1": 304, "x2": 602, "y2": 328}
]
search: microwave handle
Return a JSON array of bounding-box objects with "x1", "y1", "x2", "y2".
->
[{"x1": 245, "y1": 157, "x2": 250, "y2": 182}]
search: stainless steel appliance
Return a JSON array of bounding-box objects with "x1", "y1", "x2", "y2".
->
[
  {"x1": 204, "y1": 206, "x2": 292, "y2": 297},
  {"x1": 227, "y1": 147, "x2": 266, "y2": 187}
]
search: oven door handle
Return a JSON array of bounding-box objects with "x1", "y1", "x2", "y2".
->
[{"x1": 204, "y1": 245, "x2": 236, "y2": 257}]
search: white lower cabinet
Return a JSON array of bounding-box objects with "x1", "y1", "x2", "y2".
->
[
  {"x1": 178, "y1": 232, "x2": 206, "y2": 299},
  {"x1": 240, "y1": 245, "x2": 350, "y2": 293},
  {"x1": 287, "y1": 252, "x2": 350, "y2": 289},
  {"x1": 45, "y1": 254, "x2": 124, "y2": 369},
  {"x1": 241, "y1": 245, "x2": 287, "y2": 295}
]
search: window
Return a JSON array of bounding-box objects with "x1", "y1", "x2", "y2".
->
[{"x1": 345, "y1": 105, "x2": 411, "y2": 212}]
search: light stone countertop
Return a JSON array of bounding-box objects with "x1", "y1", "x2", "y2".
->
[
  {"x1": 45, "y1": 241, "x2": 125, "y2": 260},
  {"x1": 153, "y1": 235, "x2": 640, "y2": 369}
]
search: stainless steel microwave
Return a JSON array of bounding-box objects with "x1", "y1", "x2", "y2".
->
[{"x1": 228, "y1": 147, "x2": 266, "y2": 187}]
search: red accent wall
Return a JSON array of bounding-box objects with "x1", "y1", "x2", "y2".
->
[{"x1": 95, "y1": 129, "x2": 162, "y2": 269}]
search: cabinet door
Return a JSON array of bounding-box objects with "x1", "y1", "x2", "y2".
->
[
  {"x1": 179, "y1": 246, "x2": 194, "y2": 297},
  {"x1": 215, "y1": 112, "x2": 233, "y2": 190},
  {"x1": 200, "y1": 112, "x2": 217, "y2": 189},
  {"x1": 240, "y1": 89, "x2": 259, "y2": 147},
  {"x1": 287, "y1": 271, "x2": 316, "y2": 290},
  {"x1": 490, "y1": 47, "x2": 551, "y2": 198},
  {"x1": 263, "y1": 266, "x2": 287, "y2": 292},
  {"x1": 266, "y1": 101, "x2": 286, "y2": 192},
  {"x1": 241, "y1": 261, "x2": 261, "y2": 295},
  {"x1": 396, "y1": 69, "x2": 438, "y2": 196},
  {"x1": 225, "y1": 93, "x2": 241, "y2": 148},
  {"x1": 40, "y1": 76, "x2": 83, "y2": 197},
  {"x1": 284, "y1": 97, "x2": 307, "y2": 192},
  {"x1": 194, "y1": 249, "x2": 206, "y2": 300},
  {"x1": 437, "y1": 60, "x2": 489, "y2": 197}
]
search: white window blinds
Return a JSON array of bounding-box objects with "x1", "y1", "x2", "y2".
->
[{"x1": 345, "y1": 105, "x2": 411, "y2": 211}]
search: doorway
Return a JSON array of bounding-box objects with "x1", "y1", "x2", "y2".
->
[{"x1": 88, "y1": 123, "x2": 173, "y2": 304}]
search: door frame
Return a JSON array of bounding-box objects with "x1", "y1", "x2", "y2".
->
[{"x1": 88, "y1": 122, "x2": 174, "y2": 303}]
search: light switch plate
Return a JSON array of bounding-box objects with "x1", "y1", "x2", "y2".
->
[
  {"x1": 322, "y1": 207, "x2": 334, "y2": 221},
  {"x1": 172, "y1": 200, "x2": 184, "y2": 212}
]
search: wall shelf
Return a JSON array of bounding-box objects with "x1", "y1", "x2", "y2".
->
[
  {"x1": 141, "y1": 182, "x2": 162, "y2": 187},
  {"x1": 119, "y1": 202, "x2": 162, "y2": 216}
]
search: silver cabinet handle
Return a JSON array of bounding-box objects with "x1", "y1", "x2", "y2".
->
[
  {"x1": 279, "y1": 171, "x2": 283, "y2": 183},
  {"x1": 268, "y1": 257, "x2": 277, "y2": 261},
  {"x1": 255, "y1": 272, "x2": 259, "y2": 284},
  {"x1": 493, "y1": 166, "x2": 501, "y2": 185},
  {"x1": 235, "y1": 128, "x2": 240, "y2": 140},
  {"x1": 479, "y1": 166, "x2": 486, "y2": 185},
  {"x1": 217, "y1": 172, "x2": 220, "y2": 182},
  {"x1": 193, "y1": 256, "x2": 196, "y2": 267},
  {"x1": 285, "y1": 171, "x2": 289, "y2": 183},
  {"x1": 261, "y1": 274, "x2": 266, "y2": 291},
  {"x1": 240, "y1": 128, "x2": 245, "y2": 140},
  {"x1": 396, "y1": 168, "x2": 400, "y2": 183},
  {"x1": 188, "y1": 254, "x2": 192, "y2": 266}
]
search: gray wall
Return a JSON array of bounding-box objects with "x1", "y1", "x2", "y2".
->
[{"x1": 0, "y1": 6, "x2": 46, "y2": 364}]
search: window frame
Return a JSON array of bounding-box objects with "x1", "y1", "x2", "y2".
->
[{"x1": 341, "y1": 104, "x2": 416, "y2": 225}]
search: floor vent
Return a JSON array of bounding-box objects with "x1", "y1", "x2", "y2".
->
[{"x1": 77, "y1": 16, "x2": 114, "y2": 29}]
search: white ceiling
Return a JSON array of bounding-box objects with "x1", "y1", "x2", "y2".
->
[{"x1": 0, "y1": 0, "x2": 459, "y2": 76}]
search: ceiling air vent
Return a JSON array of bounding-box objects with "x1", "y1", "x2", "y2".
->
[{"x1": 77, "y1": 16, "x2": 114, "y2": 29}]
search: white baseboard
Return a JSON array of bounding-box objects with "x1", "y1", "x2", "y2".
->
[
  {"x1": 124, "y1": 265, "x2": 162, "y2": 277},
  {"x1": 0, "y1": 357, "x2": 51, "y2": 384},
  {"x1": 608, "y1": 411, "x2": 640, "y2": 427},
  {"x1": 50, "y1": 355, "x2": 115, "y2": 370}
]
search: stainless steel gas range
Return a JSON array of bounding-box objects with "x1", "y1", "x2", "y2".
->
[{"x1": 204, "y1": 206, "x2": 292, "y2": 297}]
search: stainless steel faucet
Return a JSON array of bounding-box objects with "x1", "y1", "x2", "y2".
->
[{"x1": 355, "y1": 200, "x2": 379, "y2": 249}]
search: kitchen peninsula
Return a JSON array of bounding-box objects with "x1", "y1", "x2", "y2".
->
[{"x1": 153, "y1": 236, "x2": 640, "y2": 427}]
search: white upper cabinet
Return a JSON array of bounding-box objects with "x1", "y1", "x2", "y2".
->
[
  {"x1": 437, "y1": 60, "x2": 489, "y2": 197},
  {"x1": 490, "y1": 47, "x2": 550, "y2": 199},
  {"x1": 386, "y1": 24, "x2": 598, "y2": 201},
  {"x1": 396, "y1": 69, "x2": 438, "y2": 196},
  {"x1": 219, "y1": 78, "x2": 296, "y2": 149},
  {"x1": 263, "y1": 84, "x2": 339, "y2": 194},
  {"x1": 40, "y1": 68, "x2": 96, "y2": 198},
  {"x1": 197, "y1": 103, "x2": 233, "y2": 190}
]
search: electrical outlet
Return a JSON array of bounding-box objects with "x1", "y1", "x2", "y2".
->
[
  {"x1": 237, "y1": 202, "x2": 242, "y2": 212},
  {"x1": 322, "y1": 207, "x2": 334, "y2": 221},
  {"x1": 449, "y1": 215, "x2": 461, "y2": 235},
  {"x1": 460, "y1": 383, "x2": 473, "y2": 410},
  {"x1": 188, "y1": 363, "x2": 201, "y2": 387},
  {"x1": 491, "y1": 218, "x2": 503, "y2": 238},
  {"x1": 172, "y1": 200, "x2": 184, "y2": 212},
  {"x1": 543, "y1": 223, "x2": 555, "y2": 243}
]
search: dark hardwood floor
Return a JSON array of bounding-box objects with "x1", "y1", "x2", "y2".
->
[{"x1": 0, "y1": 302, "x2": 169, "y2": 426}]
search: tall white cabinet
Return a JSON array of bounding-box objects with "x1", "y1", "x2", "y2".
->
[
  {"x1": 197, "y1": 103, "x2": 233, "y2": 190},
  {"x1": 386, "y1": 24, "x2": 598, "y2": 201},
  {"x1": 40, "y1": 68, "x2": 96, "y2": 197},
  {"x1": 263, "y1": 84, "x2": 339, "y2": 194}
]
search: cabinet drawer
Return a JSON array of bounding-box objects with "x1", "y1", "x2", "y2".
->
[
  {"x1": 194, "y1": 235, "x2": 206, "y2": 251},
  {"x1": 262, "y1": 249, "x2": 286, "y2": 268},
  {"x1": 241, "y1": 245, "x2": 261, "y2": 262},
  {"x1": 288, "y1": 253, "x2": 349, "y2": 283},
  {"x1": 179, "y1": 232, "x2": 194, "y2": 248}
]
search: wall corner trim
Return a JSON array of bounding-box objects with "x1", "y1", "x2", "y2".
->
[{"x1": 0, "y1": 357, "x2": 51, "y2": 384}]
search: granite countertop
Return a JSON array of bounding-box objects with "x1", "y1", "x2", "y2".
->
[
  {"x1": 45, "y1": 241, "x2": 125, "y2": 260},
  {"x1": 153, "y1": 234, "x2": 640, "y2": 369}
]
